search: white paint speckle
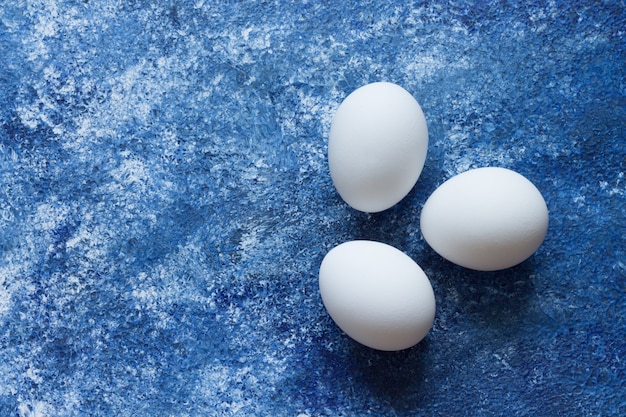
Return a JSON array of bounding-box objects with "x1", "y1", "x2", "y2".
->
[{"x1": 18, "y1": 400, "x2": 51, "y2": 417}]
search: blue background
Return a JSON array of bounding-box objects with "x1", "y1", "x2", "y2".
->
[{"x1": 1, "y1": 1, "x2": 624, "y2": 416}]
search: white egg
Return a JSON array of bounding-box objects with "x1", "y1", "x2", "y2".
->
[
  {"x1": 328, "y1": 82, "x2": 429, "y2": 213},
  {"x1": 420, "y1": 167, "x2": 549, "y2": 271},
  {"x1": 319, "y1": 240, "x2": 436, "y2": 351}
]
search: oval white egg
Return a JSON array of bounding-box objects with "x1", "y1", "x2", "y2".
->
[
  {"x1": 420, "y1": 167, "x2": 549, "y2": 271},
  {"x1": 319, "y1": 240, "x2": 436, "y2": 351},
  {"x1": 328, "y1": 82, "x2": 429, "y2": 213}
]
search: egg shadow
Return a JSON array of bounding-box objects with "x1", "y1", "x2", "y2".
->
[
  {"x1": 347, "y1": 336, "x2": 432, "y2": 413},
  {"x1": 349, "y1": 209, "x2": 400, "y2": 242},
  {"x1": 347, "y1": 195, "x2": 423, "y2": 251},
  {"x1": 427, "y1": 248, "x2": 538, "y2": 334}
]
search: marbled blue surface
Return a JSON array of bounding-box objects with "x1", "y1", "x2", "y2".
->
[{"x1": 1, "y1": 1, "x2": 625, "y2": 415}]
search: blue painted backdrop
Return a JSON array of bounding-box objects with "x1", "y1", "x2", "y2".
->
[{"x1": 1, "y1": 1, "x2": 624, "y2": 416}]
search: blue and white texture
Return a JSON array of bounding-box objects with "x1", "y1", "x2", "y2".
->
[{"x1": 1, "y1": 1, "x2": 624, "y2": 416}]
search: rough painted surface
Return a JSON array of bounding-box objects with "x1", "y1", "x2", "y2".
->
[{"x1": 1, "y1": 1, "x2": 624, "y2": 415}]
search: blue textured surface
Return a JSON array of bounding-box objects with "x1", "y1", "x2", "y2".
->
[{"x1": 1, "y1": 1, "x2": 625, "y2": 416}]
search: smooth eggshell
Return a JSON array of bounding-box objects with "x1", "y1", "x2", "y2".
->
[
  {"x1": 420, "y1": 167, "x2": 549, "y2": 271},
  {"x1": 319, "y1": 240, "x2": 436, "y2": 351},
  {"x1": 328, "y1": 82, "x2": 428, "y2": 213}
]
